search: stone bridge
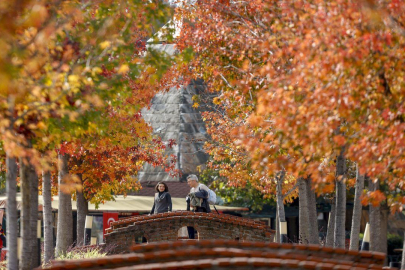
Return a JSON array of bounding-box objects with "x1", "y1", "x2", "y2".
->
[{"x1": 104, "y1": 211, "x2": 274, "y2": 254}]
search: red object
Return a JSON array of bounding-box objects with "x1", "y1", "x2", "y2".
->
[
  {"x1": 0, "y1": 249, "x2": 6, "y2": 261},
  {"x1": 103, "y1": 212, "x2": 119, "y2": 237}
]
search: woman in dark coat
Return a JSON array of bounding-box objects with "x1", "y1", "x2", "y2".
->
[{"x1": 150, "y1": 182, "x2": 172, "y2": 214}]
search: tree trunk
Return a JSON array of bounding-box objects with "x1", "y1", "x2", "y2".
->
[
  {"x1": 42, "y1": 171, "x2": 53, "y2": 264},
  {"x1": 6, "y1": 156, "x2": 18, "y2": 270},
  {"x1": 298, "y1": 177, "x2": 310, "y2": 244},
  {"x1": 276, "y1": 171, "x2": 287, "y2": 243},
  {"x1": 325, "y1": 199, "x2": 336, "y2": 247},
  {"x1": 76, "y1": 184, "x2": 88, "y2": 246},
  {"x1": 379, "y1": 205, "x2": 388, "y2": 255},
  {"x1": 401, "y1": 231, "x2": 405, "y2": 269},
  {"x1": 275, "y1": 208, "x2": 280, "y2": 243},
  {"x1": 20, "y1": 157, "x2": 39, "y2": 270},
  {"x1": 349, "y1": 164, "x2": 364, "y2": 251},
  {"x1": 276, "y1": 171, "x2": 286, "y2": 223},
  {"x1": 369, "y1": 179, "x2": 381, "y2": 252},
  {"x1": 306, "y1": 178, "x2": 319, "y2": 244},
  {"x1": 334, "y1": 148, "x2": 346, "y2": 249},
  {"x1": 55, "y1": 153, "x2": 73, "y2": 257}
]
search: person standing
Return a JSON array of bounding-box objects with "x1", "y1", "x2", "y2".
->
[
  {"x1": 186, "y1": 175, "x2": 210, "y2": 239},
  {"x1": 186, "y1": 174, "x2": 211, "y2": 213},
  {"x1": 150, "y1": 182, "x2": 172, "y2": 214}
]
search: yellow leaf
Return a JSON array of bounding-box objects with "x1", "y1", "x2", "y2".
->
[
  {"x1": 44, "y1": 77, "x2": 52, "y2": 87},
  {"x1": 92, "y1": 67, "x2": 102, "y2": 75},
  {"x1": 99, "y1": 41, "x2": 111, "y2": 50},
  {"x1": 118, "y1": 64, "x2": 129, "y2": 74},
  {"x1": 68, "y1": 75, "x2": 79, "y2": 83},
  {"x1": 37, "y1": 121, "x2": 46, "y2": 129},
  {"x1": 213, "y1": 97, "x2": 221, "y2": 105}
]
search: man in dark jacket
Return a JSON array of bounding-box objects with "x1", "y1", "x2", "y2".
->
[
  {"x1": 186, "y1": 174, "x2": 211, "y2": 213},
  {"x1": 186, "y1": 174, "x2": 210, "y2": 239}
]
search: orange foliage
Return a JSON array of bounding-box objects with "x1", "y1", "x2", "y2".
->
[{"x1": 172, "y1": 0, "x2": 405, "y2": 208}]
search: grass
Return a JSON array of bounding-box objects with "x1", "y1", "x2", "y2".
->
[
  {"x1": 55, "y1": 246, "x2": 107, "y2": 260},
  {"x1": 42, "y1": 245, "x2": 107, "y2": 269}
]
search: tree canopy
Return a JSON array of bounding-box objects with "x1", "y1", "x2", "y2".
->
[{"x1": 173, "y1": 0, "x2": 405, "y2": 211}]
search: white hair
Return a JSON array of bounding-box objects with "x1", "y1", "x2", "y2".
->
[{"x1": 187, "y1": 174, "x2": 198, "y2": 182}]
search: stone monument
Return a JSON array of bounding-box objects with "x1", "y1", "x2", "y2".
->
[
  {"x1": 137, "y1": 24, "x2": 211, "y2": 186},
  {"x1": 138, "y1": 78, "x2": 210, "y2": 183}
]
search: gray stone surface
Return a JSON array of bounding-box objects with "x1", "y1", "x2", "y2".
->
[{"x1": 139, "y1": 78, "x2": 210, "y2": 182}]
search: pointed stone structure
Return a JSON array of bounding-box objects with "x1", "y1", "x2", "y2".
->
[
  {"x1": 133, "y1": 13, "x2": 213, "y2": 198},
  {"x1": 135, "y1": 22, "x2": 212, "y2": 192},
  {"x1": 138, "y1": 78, "x2": 210, "y2": 183}
]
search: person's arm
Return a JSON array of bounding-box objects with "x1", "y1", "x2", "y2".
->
[
  {"x1": 167, "y1": 193, "x2": 172, "y2": 212},
  {"x1": 186, "y1": 195, "x2": 191, "y2": 211}
]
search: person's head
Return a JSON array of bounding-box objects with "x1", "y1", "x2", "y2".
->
[
  {"x1": 155, "y1": 182, "x2": 169, "y2": 193},
  {"x1": 187, "y1": 174, "x2": 199, "y2": 188}
]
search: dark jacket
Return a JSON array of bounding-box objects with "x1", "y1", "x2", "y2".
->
[
  {"x1": 186, "y1": 188, "x2": 211, "y2": 213},
  {"x1": 150, "y1": 192, "x2": 172, "y2": 214}
]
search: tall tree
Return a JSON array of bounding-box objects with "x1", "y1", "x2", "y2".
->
[
  {"x1": 42, "y1": 170, "x2": 53, "y2": 264},
  {"x1": 349, "y1": 165, "x2": 365, "y2": 251},
  {"x1": 306, "y1": 178, "x2": 319, "y2": 244},
  {"x1": 369, "y1": 179, "x2": 381, "y2": 252},
  {"x1": 298, "y1": 178, "x2": 310, "y2": 244},
  {"x1": 380, "y1": 205, "x2": 388, "y2": 254},
  {"x1": 402, "y1": 235, "x2": 405, "y2": 270},
  {"x1": 175, "y1": 0, "x2": 405, "y2": 219},
  {"x1": 1, "y1": 0, "x2": 175, "y2": 262},
  {"x1": 334, "y1": 148, "x2": 346, "y2": 249},
  {"x1": 55, "y1": 152, "x2": 73, "y2": 257},
  {"x1": 20, "y1": 153, "x2": 39, "y2": 269},
  {"x1": 276, "y1": 171, "x2": 286, "y2": 225},
  {"x1": 6, "y1": 155, "x2": 18, "y2": 270},
  {"x1": 75, "y1": 174, "x2": 87, "y2": 247},
  {"x1": 325, "y1": 198, "x2": 336, "y2": 247}
]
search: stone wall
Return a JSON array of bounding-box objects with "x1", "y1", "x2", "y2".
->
[{"x1": 104, "y1": 211, "x2": 273, "y2": 254}]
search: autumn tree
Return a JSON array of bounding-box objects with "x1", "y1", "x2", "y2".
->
[
  {"x1": 174, "y1": 0, "x2": 405, "y2": 249},
  {"x1": 197, "y1": 94, "x2": 298, "y2": 241},
  {"x1": 0, "y1": 0, "x2": 175, "y2": 267},
  {"x1": 67, "y1": 108, "x2": 178, "y2": 246}
]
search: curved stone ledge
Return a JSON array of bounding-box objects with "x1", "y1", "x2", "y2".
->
[{"x1": 104, "y1": 211, "x2": 274, "y2": 253}]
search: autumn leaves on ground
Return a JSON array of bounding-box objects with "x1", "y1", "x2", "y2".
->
[{"x1": 1, "y1": 0, "x2": 405, "y2": 269}]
